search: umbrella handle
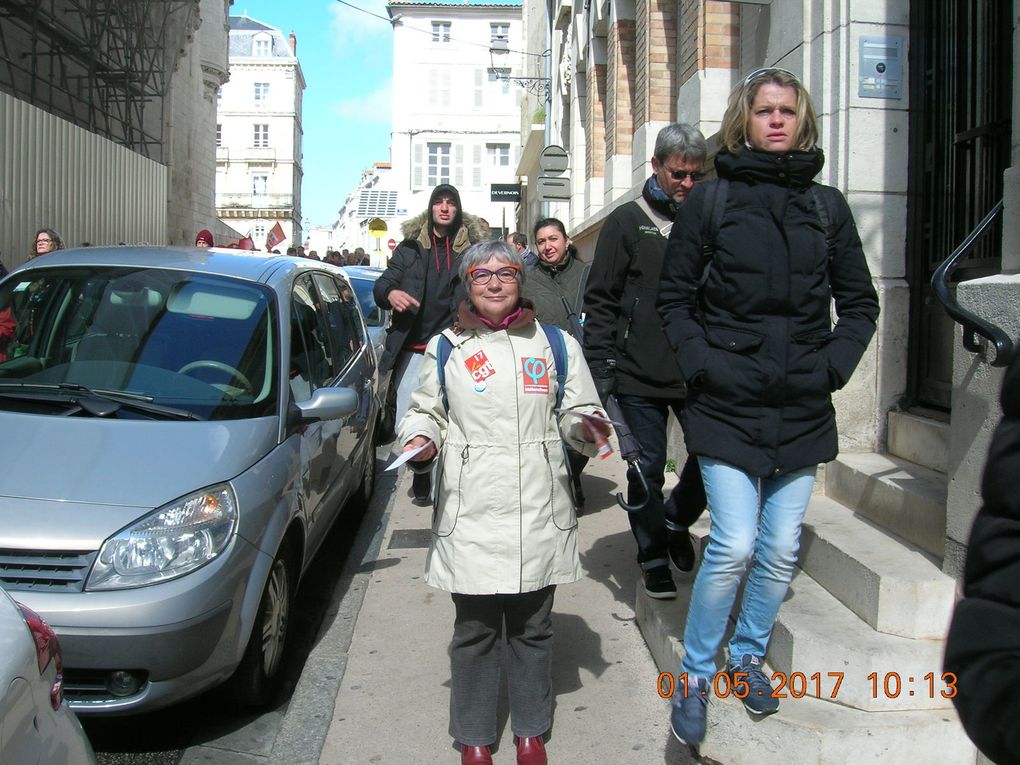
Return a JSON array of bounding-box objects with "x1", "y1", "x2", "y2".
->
[{"x1": 616, "y1": 460, "x2": 650, "y2": 512}]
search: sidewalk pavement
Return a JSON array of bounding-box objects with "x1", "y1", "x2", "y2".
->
[{"x1": 317, "y1": 451, "x2": 702, "y2": 765}]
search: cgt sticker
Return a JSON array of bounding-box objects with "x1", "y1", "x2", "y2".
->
[
  {"x1": 464, "y1": 350, "x2": 496, "y2": 382},
  {"x1": 521, "y1": 356, "x2": 550, "y2": 394}
]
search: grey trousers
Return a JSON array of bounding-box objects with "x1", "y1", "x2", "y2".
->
[{"x1": 449, "y1": 586, "x2": 555, "y2": 746}]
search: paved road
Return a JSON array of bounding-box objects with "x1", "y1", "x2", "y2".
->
[{"x1": 82, "y1": 451, "x2": 394, "y2": 765}]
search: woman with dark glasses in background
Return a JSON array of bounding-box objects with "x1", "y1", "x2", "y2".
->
[{"x1": 658, "y1": 68, "x2": 879, "y2": 747}]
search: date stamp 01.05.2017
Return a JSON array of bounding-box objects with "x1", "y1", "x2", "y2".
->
[{"x1": 656, "y1": 671, "x2": 958, "y2": 701}]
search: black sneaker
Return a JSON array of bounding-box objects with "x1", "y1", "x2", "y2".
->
[
  {"x1": 667, "y1": 528, "x2": 696, "y2": 572},
  {"x1": 670, "y1": 675, "x2": 708, "y2": 746},
  {"x1": 411, "y1": 471, "x2": 432, "y2": 504},
  {"x1": 643, "y1": 566, "x2": 677, "y2": 599},
  {"x1": 728, "y1": 654, "x2": 779, "y2": 715}
]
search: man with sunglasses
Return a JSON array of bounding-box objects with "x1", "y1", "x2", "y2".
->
[{"x1": 583, "y1": 123, "x2": 709, "y2": 599}]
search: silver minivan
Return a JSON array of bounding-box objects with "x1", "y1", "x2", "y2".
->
[{"x1": 0, "y1": 247, "x2": 378, "y2": 714}]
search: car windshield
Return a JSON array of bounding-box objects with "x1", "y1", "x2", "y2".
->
[
  {"x1": 0, "y1": 266, "x2": 278, "y2": 421},
  {"x1": 347, "y1": 275, "x2": 385, "y2": 327}
]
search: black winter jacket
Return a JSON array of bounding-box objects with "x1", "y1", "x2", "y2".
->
[
  {"x1": 657, "y1": 147, "x2": 879, "y2": 477},
  {"x1": 945, "y1": 347, "x2": 1020, "y2": 765},
  {"x1": 373, "y1": 211, "x2": 483, "y2": 372},
  {"x1": 583, "y1": 178, "x2": 686, "y2": 398}
]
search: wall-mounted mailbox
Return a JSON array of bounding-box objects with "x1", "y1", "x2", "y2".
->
[{"x1": 859, "y1": 35, "x2": 904, "y2": 99}]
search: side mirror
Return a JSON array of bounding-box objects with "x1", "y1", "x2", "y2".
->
[{"x1": 292, "y1": 386, "x2": 358, "y2": 423}]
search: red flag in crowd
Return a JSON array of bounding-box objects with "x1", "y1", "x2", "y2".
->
[
  {"x1": 265, "y1": 222, "x2": 286, "y2": 251},
  {"x1": 237, "y1": 236, "x2": 256, "y2": 250}
]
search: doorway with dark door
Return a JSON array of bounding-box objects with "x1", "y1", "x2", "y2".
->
[{"x1": 905, "y1": 0, "x2": 1012, "y2": 410}]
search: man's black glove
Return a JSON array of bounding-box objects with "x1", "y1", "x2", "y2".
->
[{"x1": 588, "y1": 359, "x2": 616, "y2": 405}]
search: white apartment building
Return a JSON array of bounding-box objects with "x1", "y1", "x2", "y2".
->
[
  {"x1": 387, "y1": 0, "x2": 524, "y2": 243},
  {"x1": 216, "y1": 14, "x2": 304, "y2": 249}
]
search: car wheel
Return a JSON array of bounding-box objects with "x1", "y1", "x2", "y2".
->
[
  {"x1": 226, "y1": 539, "x2": 296, "y2": 706},
  {"x1": 356, "y1": 446, "x2": 376, "y2": 507}
]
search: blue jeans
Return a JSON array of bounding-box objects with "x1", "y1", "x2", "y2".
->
[
  {"x1": 680, "y1": 458, "x2": 816, "y2": 680},
  {"x1": 616, "y1": 394, "x2": 706, "y2": 569}
]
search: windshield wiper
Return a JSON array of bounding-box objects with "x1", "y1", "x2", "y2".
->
[
  {"x1": 56, "y1": 382, "x2": 205, "y2": 420},
  {"x1": 0, "y1": 382, "x2": 203, "y2": 420}
]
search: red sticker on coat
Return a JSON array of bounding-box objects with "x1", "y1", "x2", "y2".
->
[
  {"x1": 464, "y1": 350, "x2": 496, "y2": 382},
  {"x1": 521, "y1": 356, "x2": 550, "y2": 394}
]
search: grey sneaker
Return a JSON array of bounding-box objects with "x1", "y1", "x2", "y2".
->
[
  {"x1": 670, "y1": 675, "x2": 708, "y2": 746},
  {"x1": 728, "y1": 654, "x2": 779, "y2": 715}
]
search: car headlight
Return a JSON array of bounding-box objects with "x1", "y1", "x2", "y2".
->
[{"x1": 87, "y1": 485, "x2": 238, "y2": 591}]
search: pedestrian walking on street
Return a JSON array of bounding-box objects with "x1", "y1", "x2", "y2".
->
[
  {"x1": 31, "y1": 227, "x2": 64, "y2": 258},
  {"x1": 583, "y1": 122, "x2": 709, "y2": 599},
  {"x1": 374, "y1": 183, "x2": 483, "y2": 502},
  {"x1": 194, "y1": 229, "x2": 214, "y2": 248},
  {"x1": 505, "y1": 231, "x2": 538, "y2": 269},
  {"x1": 397, "y1": 240, "x2": 610, "y2": 765},
  {"x1": 945, "y1": 343, "x2": 1020, "y2": 765},
  {"x1": 523, "y1": 217, "x2": 592, "y2": 511},
  {"x1": 657, "y1": 68, "x2": 879, "y2": 747}
]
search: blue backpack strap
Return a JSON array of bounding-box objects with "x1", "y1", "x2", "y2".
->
[
  {"x1": 436, "y1": 333, "x2": 453, "y2": 411},
  {"x1": 540, "y1": 323, "x2": 568, "y2": 410}
]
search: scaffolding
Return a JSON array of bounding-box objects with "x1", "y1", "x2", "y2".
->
[{"x1": 0, "y1": 0, "x2": 200, "y2": 163}]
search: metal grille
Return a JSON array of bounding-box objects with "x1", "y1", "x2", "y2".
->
[
  {"x1": 907, "y1": 0, "x2": 1011, "y2": 408},
  {"x1": 0, "y1": 548, "x2": 98, "y2": 592}
]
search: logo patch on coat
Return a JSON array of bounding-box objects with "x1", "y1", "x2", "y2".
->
[
  {"x1": 521, "y1": 357, "x2": 550, "y2": 394},
  {"x1": 465, "y1": 351, "x2": 496, "y2": 383}
]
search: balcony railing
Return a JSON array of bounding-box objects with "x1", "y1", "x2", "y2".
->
[{"x1": 216, "y1": 193, "x2": 293, "y2": 210}]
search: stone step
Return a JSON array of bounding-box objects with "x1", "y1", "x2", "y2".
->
[
  {"x1": 637, "y1": 591, "x2": 976, "y2": 764},
  {"x1": 769, "y1": 570, "x2": 951, "y2": 711},
  {"x1": 888, "y1": 409, "x2": 950, "y2": 474},
  {"x1": 799, "y1": 496, "x2": 956, "y2": 639},
  {"x1": 825, "y1": 452, "x2": 947, "y2": 558}
]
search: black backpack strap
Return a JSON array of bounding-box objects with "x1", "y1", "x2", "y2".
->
[
  {"x1": 809, "y1": 184, "x2": 838, "y2": 266},
  {"x1": 436, "y1": 333, "x2": 453, "y2": 412},
  {"x1": 699, "y1": 178, "x2": 728, "y2": 286}
]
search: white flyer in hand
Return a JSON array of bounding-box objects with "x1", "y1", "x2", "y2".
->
[{"x1": 385, "y1": 443, "x2": 430, "y2": 471}]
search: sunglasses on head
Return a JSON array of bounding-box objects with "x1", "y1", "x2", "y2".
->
[{"x1": 744, "y1": 66, "x2": 799, "y2": 85}]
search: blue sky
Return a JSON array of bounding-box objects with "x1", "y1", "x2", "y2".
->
[{"x1": 231, "y1": 1, "x2": 395, "y2": 227}]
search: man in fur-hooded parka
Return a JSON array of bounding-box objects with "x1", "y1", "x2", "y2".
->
[{"x1": 373, "y1": 184, "x2": 484, "y2": 377}]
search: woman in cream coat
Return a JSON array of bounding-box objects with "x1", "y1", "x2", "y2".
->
[{"x1": 399, "y1": 240, "x2": 609, "y2": 765}]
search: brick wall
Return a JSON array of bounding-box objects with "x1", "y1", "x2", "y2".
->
[
  {"x1": 606, "y1": 19, "x2": 636, "y2": 157},
  {"x1": 586, "y1": 63, "x2": 608, "y2": 179},
  {"x1": 679, "y1": 1, "x2": 738, "y2": 87},
  {"x1": 635, "y1": 0, "x2": 677, "y2": 125}
]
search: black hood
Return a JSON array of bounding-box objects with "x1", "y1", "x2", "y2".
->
[{"x1": 428, "y1": 184, "x2": 463, "y2": 237}]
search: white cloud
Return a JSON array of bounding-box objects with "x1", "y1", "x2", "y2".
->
[
  {"x1": 330, "y1": 81, "x2": 392, "y2": 124},
  {"x1": 327, "y1": 0, "x2": 391, "y2": 49}
]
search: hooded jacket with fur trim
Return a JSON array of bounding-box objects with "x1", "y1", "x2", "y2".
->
[{"x1": 373, "y1": 204, "x2": 485, "y2": 372}]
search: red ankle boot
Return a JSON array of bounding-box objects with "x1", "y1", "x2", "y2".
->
[
  {"x1": 460, "y1": 744, "x2": 492, "y2": 765},
  {"x1": 515, "y1": 736, "x2": 547, "y2": 765}
]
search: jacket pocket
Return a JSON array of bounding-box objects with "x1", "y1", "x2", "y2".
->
[
  {"x1": 786, "y1": 330, "x2": 832, "y2": 397},
  {"x1": 433, "y1": 445, "x2": 469, "y2": 537},
  {"x1": 705, "y1": 326, "x2": 764, "y2": 353},
  {"x1": 701, "y1": 326, "x2": 764, "y2": 396}
]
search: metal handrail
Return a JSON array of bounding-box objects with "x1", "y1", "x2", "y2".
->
[{"x1": 931, "y1": 200, "x2": 1014, "y2": 367}]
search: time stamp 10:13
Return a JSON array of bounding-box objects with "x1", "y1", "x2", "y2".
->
[{"x1": 657, "y1": 671, "x2": 958, "y2": 700}]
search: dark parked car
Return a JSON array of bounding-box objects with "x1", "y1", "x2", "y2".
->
[{"x1": 0, "y1": 246, "x2": 378, "y2": 714}]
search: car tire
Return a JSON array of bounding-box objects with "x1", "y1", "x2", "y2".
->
[
  {"x1": 226, "y1": 539, "x2": 296, "y2": 706},
  {"x1": 356, "y1": 446, "x2": 376, "y2": 507}
]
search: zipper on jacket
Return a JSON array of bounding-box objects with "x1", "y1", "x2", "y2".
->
[{"x1": 623, "y1": 297, "x2": 639, "y2": 342}]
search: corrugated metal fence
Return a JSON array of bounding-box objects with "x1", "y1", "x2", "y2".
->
[{"x1": 1, "y1": 92, "x2": 168, "y2": 271}]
